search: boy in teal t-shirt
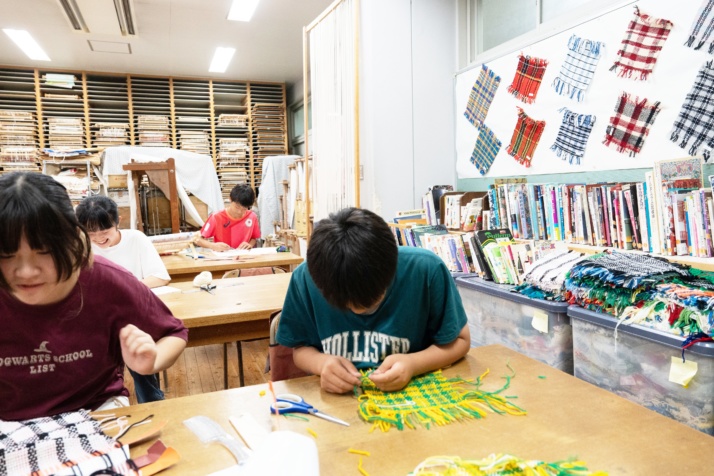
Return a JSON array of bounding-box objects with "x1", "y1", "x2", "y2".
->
[{"x1": 277, "y1": 207, "x2": 470, "y2": 393}]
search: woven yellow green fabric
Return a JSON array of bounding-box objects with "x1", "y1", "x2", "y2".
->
[
  {"x1": 411, "y1": 454, "x2": 609, "y2": 475},
  {"x1": 357, "y1": 369, "x2": 525, "y2": 432}
]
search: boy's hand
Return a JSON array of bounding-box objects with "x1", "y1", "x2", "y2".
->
[
  {"x1": 119, "y1": 324, "x2": 158, "y2": 375},
  {"x1": 368, "y1": 354, "x2": 416, "y2": 391},
  {"x1": 319, "y1": 355, "x2": 361, "y2": 394},
  {"x1": 237, "y1": 242, "x2": 252, "y2": 250},
  {"x1": 212, "y1": 242, "x2": 232, "y2": 252}
]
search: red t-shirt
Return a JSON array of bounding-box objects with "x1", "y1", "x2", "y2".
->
[
  {"x1": 200, "y1": 209, "x2": 260, "y2": 249},
  {"x1": 0, "y1": 256, "x2": 188, "y2": 421}
]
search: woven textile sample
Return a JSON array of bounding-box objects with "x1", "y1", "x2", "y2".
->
[
  {"x1": 411, "y1": 454, "x2": 607, "y2": 476},
  {"x1": 603, "y1": 92, "x2": 661, "y2": 157},
  {"x1": 464, "y1": 64, "x2": 501, "y2": 128},
  {"x1": 685, "y1": 0, "x2": 714, "y2": 53},
  {"x1": 551, "y1": 108, "x2": 596, "y2": 165},
  {"x1": 0, "y1": 409, "x2": 134, "y2": 475},
  {"x1": 470, "y1": 125, "x2": 502, "y2": 176},
  {"x1": 506, "y1": 107, "x2": 546, "y2": 167},
  {"x1": 358, "y1": 369, "x2": 525, "y2": 432},
  {"x1": 507, "y1": 54, "x2": 548, "y2": 104},
  {"x1": 552, "y1": 34, "x2": 604, "y2": 102},
  {"x1": 609, "y1": 6, "x2": 673, "y2": 80},
  {"x1": 670, "y1": 60, "x2": 714, "y2": 162}
]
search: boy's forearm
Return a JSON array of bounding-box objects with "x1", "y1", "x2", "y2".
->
[
  {"x1": 151, "y1": 336, "x2": 187, "y2": 373},
  {"x1": 293, "y1": 346, "x2": 327, "y2": 375},
  {"x1": 195, "y1": 237, "x2": 213, "y2": 249},
  {"x1": 405, "y1": 324, "x2": 470, "y2": 376}
]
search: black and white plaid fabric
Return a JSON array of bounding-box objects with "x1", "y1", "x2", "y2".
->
[
  {"x1": 670, "y1": 60, "x2": 714, "y2": 163},
  {"x1": 0, "y1": 410, "x2": 134, "y2": 475},
  {"x1": 523, "y1": 250, "x2": 587, "y2": 294},
  {"x1": 685, "y1": 0, "x2": 714, "y2": 53},
  {"x1": 552, "y1": 34, "x2": 603, "y2": 102},
  {"x1": 464, "y1": 64, "x2": 501, "y2": 128},
  {"x1": 470, "y1": 124, "x2": 502, "y2": 176},
  {"x1": 569, "y1": 252, "x2": 690, "y2": 289},
  {"x1": 550, "y1": 108, "x2": 596, "y2": 165}
]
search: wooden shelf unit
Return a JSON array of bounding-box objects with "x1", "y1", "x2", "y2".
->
[{"x1": 0, "y1": 67, "x2": 39, "y2": 174}]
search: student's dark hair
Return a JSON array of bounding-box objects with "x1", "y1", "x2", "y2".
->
[
  {"x1": 307, "y1": 207, "x2": 398, "y2": 310},
  {"x1": 75, "y1": 195, "x2": 119, "y2": 232},
  {"x1": 0, "y1": 172, "x2": 91, "y2": 291},
  {"x1": 230, "y1": 183, "x2": 255, "y2": 208}
]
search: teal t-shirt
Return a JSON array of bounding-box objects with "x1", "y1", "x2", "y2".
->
[{"x1": 276, "y1": 247, "x2": 468, "y2": 369}]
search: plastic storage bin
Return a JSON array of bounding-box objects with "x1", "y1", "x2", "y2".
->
[
  {"x1": 568, "y1": 306, "x2": 714, "y2": 435},
  {"x1": 455, "y1": 276, "x2": 573, "y2": 374}
]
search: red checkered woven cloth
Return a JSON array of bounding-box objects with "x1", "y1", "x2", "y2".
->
[
  {"x1": 506, "y1": 107, "x2": 546, "y2": 167},
  {"x1": 610, "y1": 6, "x2": 673, "y2": 81},
  {"x1": 507, "y1": 54, "x2": 548, "y2": 104},
  {"x1": 603, "y1": 92, "x2": 661, "y2": 157}
]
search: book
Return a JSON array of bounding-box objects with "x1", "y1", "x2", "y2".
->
[
  {"x1": 473, "y1": 228, "x2": 516, "y2": 284},
  {"x1": 411, "y1": 224, "x2": 449, "y2": 248}
]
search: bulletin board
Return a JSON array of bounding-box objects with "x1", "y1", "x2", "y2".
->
[{"x1": 455, "y1": 0, "x2": 710, "y2": 179}]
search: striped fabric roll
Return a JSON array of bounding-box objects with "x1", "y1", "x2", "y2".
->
[
  {"x1": 507, "y1": 108, "x2": 546, "y2": 167},
  {"x1": 470, "y1": 124, "x2": 502, "y2": 176},
  {"x1": 464, "y1": 64, "x2": 500, "y2": 128},
  {"x1": 507, "y1": 54, "x2": 548, "y2": 104},
  {"x1": 551, "y1": 108, "x2": 596, "y2": 165}
]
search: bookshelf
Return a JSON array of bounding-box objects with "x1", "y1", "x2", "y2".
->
[{"x1": 0, "y1": 66, "x2": 288, "y2": 196}]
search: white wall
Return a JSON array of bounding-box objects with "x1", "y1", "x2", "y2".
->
[{"x1": 359, "y1": 0, "x2": 457, "y2": 219}]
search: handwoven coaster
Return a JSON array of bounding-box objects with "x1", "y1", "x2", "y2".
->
[
  {"x1": 603, "y1": 92, "x2": 661, "y2": 157},
  {"x1": 610, "y1": 6, "x2": 673, "y2": 80},
  {"x1": 685, "y1": 0, "x2": 714, "y2": 53},
  {"x1": 507, "y1": 54, "x2": 548, "y2": 104},
  {"x1": 506, "y1": 107, "x2": 546, "y2": 167},
  {"x1": 411, "y1": 454, "x2": 607, "y2": 476},
  {"x1": 357, "y1": 369, "x2": 525, "y2": 432},
  {"x1": 670, "y1": 60, "x2": 714, "y2": 162},
  {"x1": 464, "y1": 64, "x2": 501, "y2": 128},
  {"x1": 551, "y1": 108, "x2": 596, "y2": 165},
  {"x1": 470, "y1": 124, "x2": 502, "y2": 176},
  {"x1": 552, "y1": 34, "x2": 604, "y2": 102}
]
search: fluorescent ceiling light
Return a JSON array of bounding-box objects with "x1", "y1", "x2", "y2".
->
[
  {"x1": 227, "y1": 0, "x2": 259, "y2": 22},
  {"x1": 3, "y1": 29, "x2": 50, "y2": 61},
  {"x1": 209, "y1": 47, "x2": 236, "y2": 73}
]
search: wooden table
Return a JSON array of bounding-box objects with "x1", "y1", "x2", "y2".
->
[
  {"x1": 158, "y1": 273, "x2": 291, "y2": 387},
  {"x1": 109, "y1": 345, "x2": 714, "y2": 475},
  {"x1": 162, "y1": 252, "x2": 303, "y2": 283}
]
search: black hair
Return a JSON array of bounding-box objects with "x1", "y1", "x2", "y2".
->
[
  {"x1": 75, "y1": 195, "x2": 119, "y2": 232},
  {"x1": 0, "y1": 172, "x2": 91, "y2": 291},
  {"x1": 230, "y1": 183, "x2": 255, "y2": 208},
  {"x1": 307, "y1": 207, "x2": 398, "y2": 310}
]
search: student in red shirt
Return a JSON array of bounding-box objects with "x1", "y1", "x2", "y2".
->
[{"x1": 196, "y1": 184, "x2": 260, "y2": 251}]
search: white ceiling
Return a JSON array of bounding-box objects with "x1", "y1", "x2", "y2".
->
[{"x1": 0, "y1": 0, "x2": 334, "y2": 86}]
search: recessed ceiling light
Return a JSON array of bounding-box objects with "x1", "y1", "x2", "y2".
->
[
  {"x1": 3, "y1": 29, "x2": 50, "y2": 61},
  {"x1": 209, "y1": 47, "x2": 236, "y2": 73},
  {"x1": 227, "y1": 0, "x2": 259, "y2": 22}
]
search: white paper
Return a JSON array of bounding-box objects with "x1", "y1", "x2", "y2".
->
[
  {"x1": 210, "y1": 247, "x2": 279, "y2": 259},
  {"x1": 151, "y1": 286, "x2": 182, "y2": 296},
  {"x1": 531, "y1": 310, "x2": 549, "y2": 334}
]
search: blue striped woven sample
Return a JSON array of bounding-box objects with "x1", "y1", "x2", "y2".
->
[
  {"x1": 470, "y1": 125, "x2": 502, "y2": 176},
  {"x1": 464, "y1": 64, "x2": 501, "y2": 128},
  {"x1": 551, "y1": 108, "x2": 596, "y2": 165},
  {"x1": 552, "y1": 34, "x2": 603, "y2": 102}
]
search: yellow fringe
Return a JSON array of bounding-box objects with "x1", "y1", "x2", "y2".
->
[{"x1": 411, "y1": 454, "x2": 608, "y2": 475}]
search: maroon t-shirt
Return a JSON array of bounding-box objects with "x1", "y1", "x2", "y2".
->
[{"x1": 0, "y1": 256, "x2": 188, "y2": 420}]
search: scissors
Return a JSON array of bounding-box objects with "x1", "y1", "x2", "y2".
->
[
  {"x1": 270, "y1": 393, "x2": 350, "y2": 427},
  {"x1": 199, "y1": 284, "x2": 216, "y2": 294}
]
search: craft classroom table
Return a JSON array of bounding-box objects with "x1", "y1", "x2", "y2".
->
[
  {"x1": 109, "y1": 345, "x2": 713, "y2": 475},
  {"x1": 161, "y1": 252, "x2": 303, "y2": 283},
  {"x1": 157, "y1": 273, "x2": 291, "y2": 387}
]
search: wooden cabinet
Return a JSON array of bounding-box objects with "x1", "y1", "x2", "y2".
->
[{"x1": 0, "y1": 67, "x2": 287, "y2": 197}]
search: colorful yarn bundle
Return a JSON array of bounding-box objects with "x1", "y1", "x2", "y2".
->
[
  {"x1": 609, "y1": 7, "x2": 673, "y2": 81},
  {"x1": 410, "y1": 454, "x2": 608, "y2": 476},
  {"x1": 507, "y1": 108, "x2": 546, "y2": 167},
  {"x1": 552, "y1": 34, "x2": 604, "y2": 102},
  {"x1": 357, "y1": 369, "x2": 525, "y2": 432},
  {"x1": 470, "y1": 125, "x2": 502, "y2": 176},
  {"x1": 670, "y1": 60, "x2": 714, "y2": 162},
  {"x1": 507, "y1": 54, "x2": 549, "y2": 104},
  {"x1": 685, "y1": 0, "x2": 714, "y2": 53},
  {"x1": 464, "y1": 64, "x2": 501, "y2": 128},
  {"x1": 550, "y1": 108, "x2": 596, "y2": 165},
  {"x1": 602, "y1": 92, "x2": 661, "y2": 157}
]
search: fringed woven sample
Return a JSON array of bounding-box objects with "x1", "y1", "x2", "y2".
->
[
  {"x1": 411, "y1": 454, "x2": 608, "y2": 476},
  {"x1": 685, "y1": 0, "x2": 714, "y2": 53},
  {"x1": 507, "y1": 107, "x2": 546, "y2": 167},
  {"x1": 464, "y1": 64, "x2": 501, "y2": 128},
  {"x1": 552, "y1": 34, "x2": 604, "y2": 102},
  {"x1": 0, "y1": 409, "x2": 135, "y2": 475},
  {"x1": 602, "y1": 92, "x2": 661, "y2": 157},
  {"x1": 670, "y1": 60, "x2": 714, "y2": 162},
  {"x1": 470, "y1": 124, "x2": 502, "y2": 176},
  {"x1": 610, "y1": 6, "x2": 673, "y2": 81},
  {"x1": 507, "y1": 54, "x2": 548, "y2": 104},
  {"x1": 357, "y1": 369, "x2": 525, "y2": 432},
  {"x1": 551, "y1": 108, "x2": 596, "y2": 165},
  {"x1": 515, "y1": 249, "x2": 587, "y2": 301}
]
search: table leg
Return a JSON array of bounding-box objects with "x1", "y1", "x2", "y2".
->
[
  {"x1": 223, "y1": 343, "x2": 228, "y2": 389},
  {"x1": 237, "y1": 341, "x2": 244, "y2": 387}
]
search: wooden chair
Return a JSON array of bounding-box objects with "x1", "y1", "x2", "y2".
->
[
  {"x1": 268, "y1": 311, "x2": 309, "y2": 381},
  {"x1": 222, "y1": 266, "x2": 287, "y2": 388}
]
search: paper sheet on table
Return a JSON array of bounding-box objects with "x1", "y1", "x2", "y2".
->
[
  {"x1": 209, "y1": 248, "x2": 279, "y2": 259},
  {"x1": 151, "y1": 286, "x2": 182, "y2": 296}
]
